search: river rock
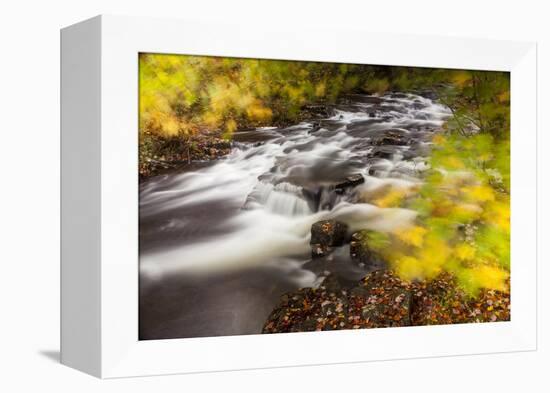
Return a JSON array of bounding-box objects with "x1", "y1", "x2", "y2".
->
[
  {"x1": 311, "y1": 220, "x2": 348, "y2": 246},
  {"x1": 311, "y1": 243, "x2": 333, "y2": 258},
  {"x1": 303, "y1": 104, "x2": 334, "y2": 119},
  {"x1": 372, "y1": 134, "x2": 408, "y2": 146},
  {"x1": 310, "y1": 220, "x2": 348, "y2": 258},
  {"x1": 349, "y1": 231, "x2": 376, "y2": 266},
  {"x1": 309, "y1": 121, "x2": 322, "y2": 133},
  {"x1": 360, "y1": 287, "x2": 412, "y2": 327},
  {"x1": 352, "y1": 270, "x2": 413, "y2": 327},
  {"x1": 334, "y1": 174, "x2": 365, "y2": 192},
  {"x1": 390, "y1": 92, "x2": 409, "y2": 99},
  {"x1": 320, "y1": 274, "x2": 344, "y2": 294}
]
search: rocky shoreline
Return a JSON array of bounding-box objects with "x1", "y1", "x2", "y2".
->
[
  {"x1": 264, "y1": 209, "x2": 510, "y2": 333},
  {"x1": 139, "y1": 130, "x2": 232, "y2": 180},
  {"x1": 263, "y1": 263, "x2": 510, "y2": 334}
]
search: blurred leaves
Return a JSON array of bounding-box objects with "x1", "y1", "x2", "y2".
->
[
  {"x1": 139, "y1": 53, "x2": 511, "y2": 296},
  {"x1": 366, "y1": 133, "x2": 510, "y2": 296},
  {"x1": 139, "y1": 53, "x2": 381, "y2": 138}
]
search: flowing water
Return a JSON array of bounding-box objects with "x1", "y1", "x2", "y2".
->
[{"x1": 139, "y1": 92, "x2": 451, "y2": 340}]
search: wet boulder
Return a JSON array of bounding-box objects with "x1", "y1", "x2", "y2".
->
[
  {"x1": 309, "y1": 121, "x2": 323, "y2": 133},
  {"x1": 303, "y1": 104, "x2": 334, "y2": 119},
  {"x1": 311, "y1": 243, "x2": 333, "y2": 258},
  {"x1": 390, "y1": 92, "x2": 409, "y2": 99},
  {"x1": 352, "y1": 270, "x2": 413, "y2": 327},
  {"x1": 310, "y1": 220, "x2": 348, "y2": 258},
  {"x1": 334, "y1": 174, "x2": 364, "y2": 193},
  {"x1": 372, "y1": 133, "x2": 408, "y2": 146},
  {"x1": 349, "y1": 231, "x2": 376, "y2": 266},
  {"x1": 415, "y1": 89, "x2": 438, "y2": 100},
  {"x1": 360, "y1": 287, "x2": 412, "y2": 327},
  {"x1": 311, "y1": 220, "x2": 348, "y2": 246}
]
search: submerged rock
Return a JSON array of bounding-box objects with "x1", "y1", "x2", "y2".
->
[{"x1": 319, "y1": 273, "x2": 345, "y2": 294}]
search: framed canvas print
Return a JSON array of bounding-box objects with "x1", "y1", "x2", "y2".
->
[{"x1": 61, "y1": 14, "x2": 537, "y2": 378}]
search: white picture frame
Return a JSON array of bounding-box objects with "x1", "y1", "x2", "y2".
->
[{"x1": 61, "y1": 14, "x2": 537, "y2": 378}]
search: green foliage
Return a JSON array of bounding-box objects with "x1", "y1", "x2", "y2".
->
[
  {"x1": 355, "y1": 68, "x2": 511, "y2": 295},
  {"x1": 437, "y1": 71, "x2": 510, "y2": 140},
  {"x1": 367, "y1": 133, "x2": 510, "y2": 296}
]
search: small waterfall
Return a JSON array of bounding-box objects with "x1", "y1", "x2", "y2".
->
[{"x1": 243, "y1": 181, "x2": 311, "y2": 216}]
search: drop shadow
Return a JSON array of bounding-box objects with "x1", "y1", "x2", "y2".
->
[{"x1": 39, "y1": 350, "x2": 60, "y2": 363}]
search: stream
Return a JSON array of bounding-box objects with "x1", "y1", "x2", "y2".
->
[{"x1": 139, "y1": 92, "x2": 451, "y2": 340}]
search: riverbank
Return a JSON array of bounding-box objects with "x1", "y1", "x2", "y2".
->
[
  {"x1": 263, "y1": 260, "x2": 510, "y2": 334},
  {"x1": 138, "y1": 102, "x2": 340, "y2": 180},
  {"x1": 139, "y1": 130, "x2": 232, "y2": 179}
]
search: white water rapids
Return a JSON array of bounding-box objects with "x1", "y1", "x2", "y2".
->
[{"x1": 139, "y1": 92, "x2": 451, "y2": 339}]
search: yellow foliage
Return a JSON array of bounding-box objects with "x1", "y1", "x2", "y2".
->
[
  {"x1": 162, "y1": 117, "x2": 182, "y2": 136},
  {"x1": 449, "y1": 203, "x2": 482, "y2": 223},
  {"x1": 478, "y1": 152, "x2": 493, "y2": 162},
  {"x1": 461, "y1": 185, "x2": 495, "y2": 203},
  {"x1": 394, "y1": 226, "x2": 427, "y2": 247},
  {"x1": 441, "y1": 156, "x2": 465, "y2": 169},
  {"x1": 364, "y1": 130, "x2": 510, "y2": 294},
  {"x1": 451, "y1": 71, "x2": 472, "y2": 87},
  {"x1": 459, "y1": 266, "x2": 509, "y2": 294},
  {"x1": 497, "y1": 91, "x2": 510, "y2": 103},
  {"x1": 225, "y1": 119, "x2": 237, "y2": 133},
  {"x1": 394, "y1": 255, "x2": 423, "y2": 281},
  {"x1": 246, "y1": 102, "x2": 273, "y2": 122},
  {"x1": 454, "y1": 243, "x2": 476, "y2": 261},
  {"x1": 315, "y1": 81, "x2": 326, "y2": 97},
  {"x1": 483, "y1": 199, "x2": 510, "y2": 233},
  {"x1": 431, "y1": 198, "x2": 455, "y2": 217},
  {"x1": 203, "y1": 111, "x2": 221, "y2": 127},
  {"x1": 432, "y1": 134, "x2": 446, "y2": 145},
  {"x1": 373, "y1": 189, "x2": 407, "y2": 208},
  {"x1": 417, "y1": 235, "x2": 451, "y2": 276},
  {"x1": 286, "y1": 86, "x2": 305, "y2": 104},
  {"x1": 363, "y1": 78, "x2": 390, "y2": 94}
]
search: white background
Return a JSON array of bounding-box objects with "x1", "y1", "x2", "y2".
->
[{"x1": 0, "y1": 0, "x2": 547, "y2": 391}]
